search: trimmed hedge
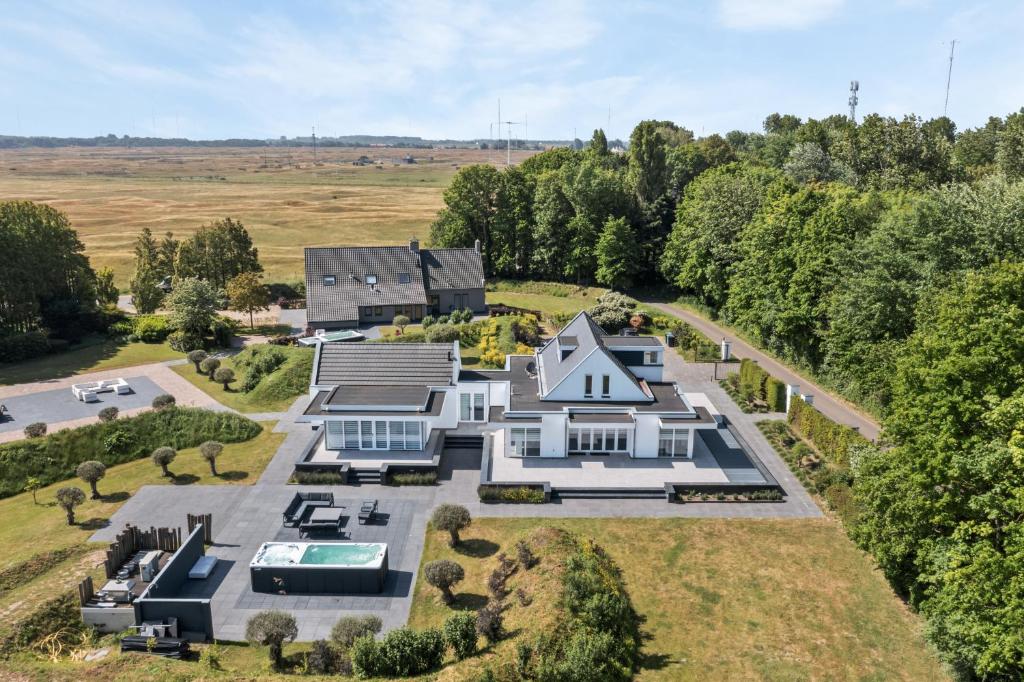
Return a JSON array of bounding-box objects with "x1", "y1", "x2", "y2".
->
[
  {"x1": 478, "y1": 485, "x2": 546, "y2": 503},
  {"x1": 388, "y1": 471, "x2": 438, "y2": 486},
  {"x1": 787, "y1": 397, "x2": 868, "y2": 468},
  {"x1": 0, "y1": 407, "x2": 262, "y2": 498},
  {"x1": 765, "y1": 376, "x2": 786, "y2": 412},
  {"x1": 738, "y1": 358, "x2": 768, "y2": 401}
]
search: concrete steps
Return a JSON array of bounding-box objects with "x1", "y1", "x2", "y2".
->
[
  {"x1": 444, "y1": 435, "x2": 484, "y2": 450},
  {"x1": 350, "y1": 470, "x2": 382, "y2": 484}
]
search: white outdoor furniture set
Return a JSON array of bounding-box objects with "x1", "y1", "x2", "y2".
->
[{"x1": 72, "y1": 378, "x2": 131, "y2": 403}]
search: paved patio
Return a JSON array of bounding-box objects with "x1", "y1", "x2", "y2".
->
[{"x1": 0, "y1": 376, "x2": 164, "y2": 434}]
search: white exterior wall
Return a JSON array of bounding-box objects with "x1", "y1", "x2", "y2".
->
[
  {"x1": 627, "y1": 365, "x2": 664, "y2": 382},
  {"x1": 544, "y1": 350, "x2": 649, "y2": 402},
  {"x1": 632, "y1": 414, "x2": 663, "y2": 458},
  {"x1": 539, "y1": 413, "x2": 568, "y2": 457},
  {"x1": 434, "y1": 388, "x2": 459, "y2": 431},
  {"x1": 489, "y1": 381, "x2": 509, "y2": 408}
]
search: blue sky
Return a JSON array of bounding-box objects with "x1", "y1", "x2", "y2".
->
[{"x1": 2, "y1": 0, "x2": 1022, "y2": 141}]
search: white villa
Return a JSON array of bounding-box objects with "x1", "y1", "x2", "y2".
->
[{"x1": 299, "y1": 311, "x2": 772, "y2": 493}]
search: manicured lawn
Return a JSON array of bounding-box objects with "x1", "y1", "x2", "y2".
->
[
  {"x1": 486, "y1": 280, "x2": 607, "y2": 321},
  {"x1": 0, "y1": 337, "x2": 179, "y2": 386},
  {"x1": 377, "y1": 323, "x2": 424, "y2": 338},
  {"x1": 410, "y1": 518, "x2": 947, "y2": 681}
]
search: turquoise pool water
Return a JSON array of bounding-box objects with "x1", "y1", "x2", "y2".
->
[
  {"x1": 252, "y1": 542, "x2": 386, "y2": 567},
  {"x1": 300, "y1": 543, "x2": 382, "y2": 565}
]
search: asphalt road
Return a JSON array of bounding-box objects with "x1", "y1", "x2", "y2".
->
[{"x1": 646, "y1": 301, "x2": 881, "y2": 441}]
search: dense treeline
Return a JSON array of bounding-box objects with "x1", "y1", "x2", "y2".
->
[
  {"x1": 0, "y1": 201, "x2": 119, "y2": 361},
  {"x1": 433, "y1": 108, "x2": 1024, "y2": 680}
]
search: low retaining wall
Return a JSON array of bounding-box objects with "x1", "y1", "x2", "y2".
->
[{"x1": 478, "y1": 434, "x2": 551, "y2": 502}]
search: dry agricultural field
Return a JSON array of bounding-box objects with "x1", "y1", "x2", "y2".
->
[{"x1": 0, "y1": 145, "x2": 535, "y2": 286}]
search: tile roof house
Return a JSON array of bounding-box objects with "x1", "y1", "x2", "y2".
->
[{"x1": 304, "y1": 239, "x2": 486, "y2": 329}]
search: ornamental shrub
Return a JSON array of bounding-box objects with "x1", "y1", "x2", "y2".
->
[
  {"x1": 331, "y1": 614, "x2": 382, "y2": 650},
  {"x1": 0, "y1": 331, "x2": 50, "y2": 363},
  {"x1": 134, "y1": 315, "x2": 171, "y2": 343},
  {"x1": 152, "y1": 394, "x2": 176, "y2": 410},
  {"x1": 97, "y1": 406, "x2": 119, "y2": 422},
  {"x1": 424, "y1": 559, "x2": 465, "y2": 604},
  {"x1": 425, "y1": 324, "x2": 460, "y2": 344},
  {"x1": 24, "y1": 422, "x2": 47, "y2": 439},
  {"x1": 306, "y1": 639, "x2": 339, "y2": 675},
  {"x1": 351, "y1": 627, "x2": 444, "y2": 678},
  {"x1": 443, "y1": 612, "x2": 477, "y2": 660},
  {"x1": 200, "y1": 356, "x2": 221, "y2": 377},
  {"x1": 431, "y1": 504, "x2": 471, "y2": 546},
  {"x1": 421, "y1": 315, "x2": 436, "y2": 328}
]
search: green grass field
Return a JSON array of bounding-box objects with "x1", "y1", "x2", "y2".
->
[
  {"x1": 171, "y1": 345, "x2": 312, "y2": 413},
  {"x1": 0, "y1": 422, "x2": 281, "y2": 642},
  {"x1": 410, "y1": 518, "x2": 947, "y2": 681},
  {"x1": 0, "y1": 337, "x2": 179, "y2": 386}
]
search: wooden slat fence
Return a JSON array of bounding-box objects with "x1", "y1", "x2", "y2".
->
[
  {"x1": 103, "y1": 524, "x2": 182, "y2": 578},
  {"x1": 77, "y1": 576, "x2": 94, "y2": 606},
  {"x1": 187, "y1": 513, "x2": 213, "y2": 544}
]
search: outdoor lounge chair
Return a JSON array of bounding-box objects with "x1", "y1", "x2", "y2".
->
[
  {"x1": 0, "y1": 405, "x2": 7, "y2": 419},
  {"x1": 358, "y1": 499, "x2": 378, "y2": 525},
  {"x1": 283, "y1": 491, "x2": 334, "y2": 527}
]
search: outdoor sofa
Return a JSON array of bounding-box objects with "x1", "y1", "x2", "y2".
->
[
  {"x1": 283, "y1": 491, "x2": 334, "y2": 527},
  {"x1": 72, "y1": 378, "x2": 131, "y2": 402}
]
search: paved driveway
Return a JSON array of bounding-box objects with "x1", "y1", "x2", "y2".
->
[
  {"x1": 645, "y1": 301, "x2": 880, "y2": 439},
  {"x1": 0, "y1": 376, "x2": 164, "y2": 433}
]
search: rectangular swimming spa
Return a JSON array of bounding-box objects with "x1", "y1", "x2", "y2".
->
[{"x1": 249, "y1": 542, "x2": 388, "y2": 594}]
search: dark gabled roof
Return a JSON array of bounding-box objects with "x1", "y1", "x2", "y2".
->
[
  {"x1": 314, "y1": 342, "x2": 454, "y2": 387},
  {"x1": 537, "y1": 311, "x2": 645, "y2": 398},
  {"x1": 305, "y1": 246, "x2": 426, "y2": 323},
  {"x1": 421, "y1": 248, "x2": 485, "y2": 290},
  {"x1": 304, "y1": 244, "x2": 485, "y2": 324}
]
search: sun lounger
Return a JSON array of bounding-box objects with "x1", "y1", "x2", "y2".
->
[{"x1": 358, "y1": 499, "x2": 378, "y2": 525}]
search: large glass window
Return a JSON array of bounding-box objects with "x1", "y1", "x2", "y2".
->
[
  {"x1": 460, "y1": 393, "x2": 486, "y2": 422},
  {"x1": 658, "y1": 428, "x2": 690, "y2": 457},
  {"x1": 375, "y1": 421, "x2": 387, "y2": 449},
  {"x1": 361, "y1": 422, "x2": 373, "y2": 449},
  {"x1": 584, "y1": 374, "x2": 593, "y2": 397},
  {"x1": 510, "y1": 428, "x2": 541, "y2": 457},
  {"x1": 343, "y1": 421, "x2": 359, "y2": 449},
  {"x1": 601, "y1": 375, "x2": 610, "y2": 397},
  {"x1": 568, "y1": 427, "x2": 631, "y2": 453},
  {"x1": 404, "y1": 421, "x2": 421, "y2": 449}
]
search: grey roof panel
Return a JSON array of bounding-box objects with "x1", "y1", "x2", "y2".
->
[
  {"x1": 421, "y1": 248, "x2": 485, "y2": 290},
  {"x1": 537, "y1": 312, "x2": 645, "y2": 397},
  {"x1": 314, "y1": 342, "x2": 454, "y2": 386}
]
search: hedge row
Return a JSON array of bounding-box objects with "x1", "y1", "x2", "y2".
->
[
  {"x1": 737, "y1": 358, "x2": 786, "y2": 412},
  {"x1": 0, "y1": 407, "x2": 262, "y2": 498},
  {"x1": 787, "y1": 397, "x2": 868, "y2": 468},
  {"x1": 0, "y1": 331, "x2": 51, "y2": 363}
]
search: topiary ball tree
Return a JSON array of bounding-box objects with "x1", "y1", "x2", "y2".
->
[
  {"x1": 24, "y1": 422, "x2": 47, "y2": 439},
  {"x1": 152, "y1": 393, "x2": 176, "y2": 410},
  {"x1": 431, "y1": 503, "x2": 471, "y2": 547},
  {"x1": 424, "y1": 559, "x2": 464, "y2": 605},
  {"x1": 187, "y1": 349, "x2": 208, "y2": 372},
  {"x1": 246, "y1": 610, "x2": 298, "y2": 670},
  {"x1": 330, "y1": 614, "x2": 383, "y2": 651},
  {"x1": 151, "y1": 446, "x2": 177, "y2": 477},
  {"x1": 392, "y1": 314, "x2": 411, "y2": 333},
  {"x1": 76, "y1": 460, "x2": 107, "y2": 499},
  {"x1": 200, "y1": 356, "x2": 221, "y2": 380},
  {"x1": 199, "y1": 440, "x2": 223, "y2": 476},
  {"x1": 55, "y1": 486, "x2": 86, "y2": 525},
  {"x1": 98, "y1": 406, "x2": 119, "y2": 422},
  {"x1": 214, "y1": 367, "x2": 235, "y2": 390}
]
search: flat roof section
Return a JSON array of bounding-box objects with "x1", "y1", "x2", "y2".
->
[
  {"x1": 303, "y1": 389, "x2": 446, "y2": 416},
  {"x1": 600, "y1": 336, "x2": 662, "y2": 347}
]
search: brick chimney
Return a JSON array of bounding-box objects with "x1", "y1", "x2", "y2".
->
[{"x1": 409, "y1": 238, "x2": 419, "y2": 254}]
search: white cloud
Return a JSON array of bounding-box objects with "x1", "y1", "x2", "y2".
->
[{"x1": 716, "y1": 0, "x2": 844, "y2": 30}]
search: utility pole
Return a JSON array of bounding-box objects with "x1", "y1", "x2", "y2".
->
[
  {"x1": 311, "y1": 125, "x2": 318, "y2": 164},
  {"x1": 944, "y1": 40, "x2": 957, "y2": 117}
]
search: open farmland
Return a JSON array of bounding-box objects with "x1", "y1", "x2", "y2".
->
[{"x1": 0, "y1": 145, "x2": 535, "y2": 286}]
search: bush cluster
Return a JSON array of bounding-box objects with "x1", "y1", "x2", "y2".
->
[
  {"x1": 478, "y1": 485, "x2": 546, "y2": 503},
  {"x1": 388, "y1": 471, "x2": 437, "y2": 486},
  {"x1": 0, "y1": 407, "x2": 261, "y2": 498},
  {"x1": 477, "y1": 319, "x2": 507, "y2": 368},
  {"x1": 133, "y1": 315, "x2": 172, "y2": 343},
  {"x1": 234, "y1": 344, "x2": 287, "y2": 392},
  {"x1": 351, "y1": 626, "x2": 445, "y2": 678},
  {"x1": 448, "y1": 307, "x2": 474, "y2": 324},
  {"x1": 585, "y1": 291, "x2": 636, "y2": 332},
  {"x1": 291, "y1": 470, "x2": 345, "y2": 485},
  {"x1": 424, "y1": 324, "x2": 460, "y2": 344},
  {"x1": 0, "y1": 331, "x2": 50, "y2": 363}
]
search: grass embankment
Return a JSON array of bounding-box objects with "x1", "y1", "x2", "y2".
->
[
  {"x1": 485, "y1": 280, "x2": 607, "y2": 325},
  {"x1": 0, "y1": 336, "x2": 178, "y2": 386},
  {"x1": 172, "y1": 345, "x2": 313, "y2": 413},
  {"x1": 410, "y1": 518, "x2": 947, "y2": 681},
  {"x1": 0, "y1": 422, "x2": 281, "y2": 635}
]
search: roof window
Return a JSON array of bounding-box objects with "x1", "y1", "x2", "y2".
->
[
  {"x1": 398, "y1": 273, "x2": 411, "y2": 284},
  {"x1": 323, "y1": 275, "x2": 336, "y2": 286},
  {"x1": 365, "y1": 274, "x2": 378, "y2": 285}
]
